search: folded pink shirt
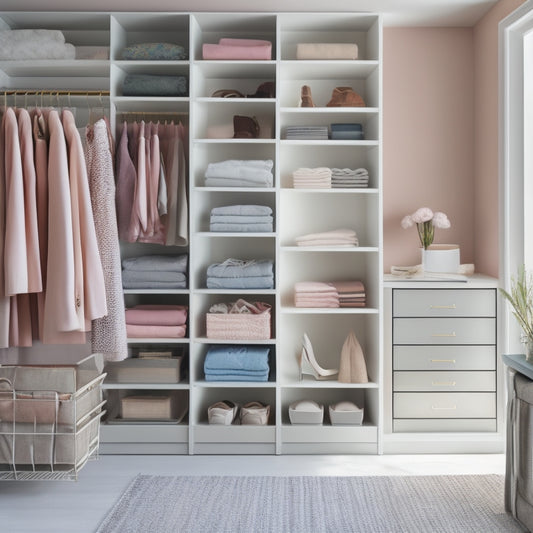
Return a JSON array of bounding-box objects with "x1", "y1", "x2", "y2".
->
[
  {"x1": 126, "y1": 324, "x2": 187, "y2": 338},
  {"x1": 125, "y1": 305, "x2": 188, "y2": 326},
  {"x1": 202, "y1": 38, "x2": 272, "y2": 60}
]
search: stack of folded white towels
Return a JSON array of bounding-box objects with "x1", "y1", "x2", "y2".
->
[
  {"x1": 209, "y1": 205, "x2": 273, "y2": 233},
  {"x1": 295, "y1": 228, "x2": 358, "y2": 247},
  {"x1": 292, "y1": 168, "x2": 331, "y2": 188},
  {"x1": 331, "y1": 168, "x2": 369, "y2": 188},
  {"x1": 0, "y1": 29, "x2": 76, "y2": 60},
  {"x1": 205, "y1": 159, "x2": 274, "y2": 188}
]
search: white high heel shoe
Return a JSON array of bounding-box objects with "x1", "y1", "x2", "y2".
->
[{"x1": 299, "y1": 333, "x2": 338, "y2": 381}]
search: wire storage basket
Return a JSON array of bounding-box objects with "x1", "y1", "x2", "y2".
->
[{"x1": 0, "y1": 353, "x2": 106, "y2": 481}]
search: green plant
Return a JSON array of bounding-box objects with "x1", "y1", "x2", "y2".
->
[{"x1": 500, "y1": 266, "x2": 533, "y2": 340}]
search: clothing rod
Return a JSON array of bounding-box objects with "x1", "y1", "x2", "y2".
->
[
  {"x1": 2, "y1": 89, "x2": 110, "y2": 96},
  {"x1": 117, "y1": 111, "x2": 188, "y2": 116}
]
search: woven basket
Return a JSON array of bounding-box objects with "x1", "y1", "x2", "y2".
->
[{"x1": 206, "y1": 310, "x2": 271, "y2": 340}]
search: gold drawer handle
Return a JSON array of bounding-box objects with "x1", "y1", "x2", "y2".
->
[
  {"x1": 432, "y1": 381, "x2": 456, "y2": 387},
  {"x1": 431, "y1": 405, "x2": 457, "y2": 410},
  {"x1": 431, "y1": 332, "x2": 456, "y2": 337},
  {"x1": 430, "y1": 359, "x2": 456, "y2": 363},
  {"x1": 430, "y1": 304, "x2": 457, "y2": 310}
]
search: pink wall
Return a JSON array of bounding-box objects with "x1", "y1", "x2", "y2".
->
[
  {"x1": 473, "y1": 0, "x2": 524, "y2": 277},
  {"x1": 383, "y1": 28, "x2": 475, "y2": 271}
]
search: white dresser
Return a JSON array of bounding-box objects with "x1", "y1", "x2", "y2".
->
[{"x1": 383, "y1": 275, "x2": 504, "y2": 454}]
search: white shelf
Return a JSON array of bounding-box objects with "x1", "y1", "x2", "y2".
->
[
  {"x1": 127, "y1": 338, "x2": 190, "y2": 344},
  {"x1": 103, "y1": 382, "x2": 189, "y2": 390},
  {"x1": 0, "y1": 10, "x2": 382, "y2": 455},
  {"x1": 280, "y1": 246, "x2": 378, "y2": 253},
  {"x1": 281, "y1": 381, "x2": 379, "y2": 389},
  {"x1": 0, "y1": 59, "x2": 110, "y2": 77},
  {"x1": 123, "y1": 289, "x2": 189, "y2": 294},
  {"x1": 280, "y1": 307, "x2": 379, "y2": 314}
]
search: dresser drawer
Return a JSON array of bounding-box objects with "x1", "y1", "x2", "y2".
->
[
  {"x1": 394, "y1": 392, "x2": 496, "y2": 418},
  {"x1": 393, "y1": 345, "x2": 496, "y2": 371},
  {"x1": 393, "y1": 289, "x2": 495, "y2": 318},
  {"x1": 393, "y1": 371, "x2": 496, "y2": 392},
  {"x1": 393, "y1": 318, "x2": 496, "y2": 345}
]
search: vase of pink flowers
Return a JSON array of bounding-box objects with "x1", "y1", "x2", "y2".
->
[{"x1": 401, "y1": 207, "x2": 460, "y2": 273}]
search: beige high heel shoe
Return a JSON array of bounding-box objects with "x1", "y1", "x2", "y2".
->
[{"x1": 299, "y1": 333, "x2": 338, "y2": 381}]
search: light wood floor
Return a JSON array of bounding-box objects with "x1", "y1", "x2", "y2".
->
[{"x1": 0, "y1": 453, "x2": 506, "y2": 533}]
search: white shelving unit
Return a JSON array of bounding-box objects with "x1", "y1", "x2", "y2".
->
[{"x1": 0, "y1": 11, "x2": 382, "y2": 455}]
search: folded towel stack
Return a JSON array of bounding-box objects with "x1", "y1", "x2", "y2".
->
[
  {"x1": 122, "y1": 74, "x2": 188, "y2": 96},
  {"x1": 126, "y1": 304, "x2": 188, "y2": 338},
  {"x1": 0, "y1": 29, "x2": 76, "y2": 60},
  {"x1": 122, "y1": 42, "x2": 188, "y2": 60},
  {"x1": 294, "y1": 281, "x2": 339, "y2": 308},
  {"x1": 295, "y1": 229, "x2": 358, "y2": 247},
  {"x1": 206, "y1": 258, "x2": 274, "y2": 289},
  {"x1": 210, "y1": 205, "x2": 273, "y2": 233},
  {"x1": 202, "y1": 38, "x2": 272, "y2": 60},
  {"x1": 204, "y1": 345, "x2": 270, "y2": 382},
  {"x1": 294, "y1": 281, "x2": 366, "y2": 308},
  {"x1": 331, "y1": 168, "x2": 369, "y2": 188},
  {"x1": 334, "y1": 281, "x2": 366, "y2": 308},
  {"x1": 292, "y1": 168, "x2": 332, "y2": 189},
  {"x1": 330, "y1": 123, "x2": 364, "y2": 140},
  {"x1": 285, "y1": 126, "x2": 329, "y2": 140},
  {"x1": 122, "y1": 254, "x2": 188, "y2": 289},
  {"x1": 205, "y1": 159, "x2": 274, "y2": 188}
]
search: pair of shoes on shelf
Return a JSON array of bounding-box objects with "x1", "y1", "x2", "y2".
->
[
  {"x1": 289, "y1": 400, "x2": 364, "y2": 425},
  {"x1": 299, "y1": 85, "x2": 366, "y2": 107},
  {"x1": 233, "y1": 115, "x2": 260, "y2": 138},
  {"x1": 211, "y1": 81, "x2": 275, "y2": 99},
  {"x1": 207, "y1": 400, "x2": 270, "y2": 425},
  {"x1": 299, "y1": 332, "x2": 338, "y2": 381}
]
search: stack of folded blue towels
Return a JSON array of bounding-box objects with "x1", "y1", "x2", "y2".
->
[
  {"x1": 204, "y1": 345, "x2": 271, "y2": 382},
  {"x1": 122, "y1": 254, "x2": 188, "y2": 289},
  {"x1": 206, "y1": 258, "x2": 274, "y2": 289},
  {"x1": 209, "y1": 205, "x2": 273, "y2": 233}
]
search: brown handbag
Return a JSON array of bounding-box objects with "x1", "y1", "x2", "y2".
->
[
  {"x1": 326, "y1": 86, "x2": 365, "y2": 107},
  {"x1": 233, "y1": 115, "x2": 260, "y2": 138}
]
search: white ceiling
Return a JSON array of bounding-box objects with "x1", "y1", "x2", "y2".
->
[{"x1": 0, "y1": 0, "x2": 501, "y2": 27}]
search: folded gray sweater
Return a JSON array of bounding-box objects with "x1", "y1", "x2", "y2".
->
[{"x1": 207, "y1": 258, "x2": 274, "y2": 278}]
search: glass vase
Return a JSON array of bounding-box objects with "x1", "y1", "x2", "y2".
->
[{"x1": 523, "y1": 336, "x2": 533, "y2": 363}]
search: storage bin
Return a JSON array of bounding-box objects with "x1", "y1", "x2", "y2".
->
[
  {"x1": 0, "y1": 354, "x2": 106, "y2": 480},
  {"x1": 206, "y1": 308, "x2": 271, "y2": 340},
  {"x1": 105, "y1": 356, "x2": 184, "y2": 384},
  {"x1": 121, "y1": 395, "x2": 174, "y2": 420}
]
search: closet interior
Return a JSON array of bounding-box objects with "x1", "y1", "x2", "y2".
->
[{"x1": 0, "y1": 11, "x2": 382, "y2": 456}]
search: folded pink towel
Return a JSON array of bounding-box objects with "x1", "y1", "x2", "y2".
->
[
  {"x1": 203, "y1": 38, "x2": 272, "y2": 60},
  {"x1": 126, "y1": 324, "x2": 187, "y2": 338},
  {"x1": 295, "y1": 297, "x2": 339, "y2": 308},
  {"x1": 125, "y1": 305, "x2": 188, "y2": 326},
  {"x1": 294, "y1": 281, "x2": 337, "y2": 294}
]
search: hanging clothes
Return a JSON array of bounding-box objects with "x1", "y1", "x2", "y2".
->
[
  {"x1": 85, "y1": 118, "x2": 128, "y2": 362},
  {"x1": 116, "y1": 119, "x2": 188, "y2": 246},
  {"x1": 0, "y1": 113, "x2": 8, "y2": 348}
]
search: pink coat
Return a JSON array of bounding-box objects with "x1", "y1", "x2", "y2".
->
[
  {"x1": 3, "y1": 107, "x2": 28, "y2": 297},
  {"x1": 42, "y1": 109, "x2": 81, "y2": 343},
  {"x1": 0, "y1": 114, "x2": 9, "y2": 347},
  {"x1": 62, "y1": 109, "x2": 107, "y2": 328}
]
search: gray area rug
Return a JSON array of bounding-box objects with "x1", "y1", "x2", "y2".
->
[{"x1": 96, "y1": 474, "x2": 524, "y2": 532}]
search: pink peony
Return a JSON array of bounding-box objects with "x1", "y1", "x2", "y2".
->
[
  {"x1": 432, "y1": 211, "x2": 451, "y2": 229},
  {"x1": 401, "y1": 215, "x2": 414, "y2": 229},
  {"x1": 411, "y1": 207, "x2": 434, "y2": 224}
]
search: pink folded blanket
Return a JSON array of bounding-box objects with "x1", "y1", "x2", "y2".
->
[
  {"x1": 126, "y1": 324, "x2": 187, "y2": 338},
  {"x1": 125, "y1": 305, "x2": 188, "y2": 326},
  {"x1": 203, "y1": 38, "x2": 272, "y2": 60}
]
